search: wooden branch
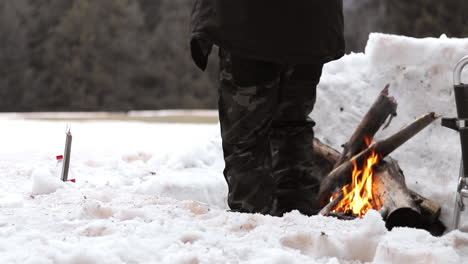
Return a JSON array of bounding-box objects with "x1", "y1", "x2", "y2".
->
[
  {"x1": 318, "y1": 191, "x2": 343, "y2": 216},
  {"x1": 376, "y1": 112, "x2": 440, "y2": 157},
  {"x1": 318, "y1": 112, "x2": 439, "y2": 206},
  {"x1": 313, "y1": 138, "x2": 340, "y2": 164},
  {"x1": 334, "y1": 85, "x2": 397, "y2": 168}
]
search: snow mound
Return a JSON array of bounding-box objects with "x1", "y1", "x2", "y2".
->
[
  {"x1": 279, "y1": 210, "x2": 387, "y2": 261},
  {"x1": 31, "y1": 167, "x2": 64, "y2": 195},
  {"x1": 374, "y1": 228, "x2": 461, "y2": 264}
]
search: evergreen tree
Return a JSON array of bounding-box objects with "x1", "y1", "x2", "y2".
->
[
  {"x1": 384, "y1": 0, "x2": 468, "y2": 38},
  {"x1": 144, "y1": 0, "x2": 217, "y2": 110},
  {"x1": 33, "y1": 0, "x2": 147, "y2": 111},
  {"x1": 0, "y1": 0, "x2": 30, "y2": 111}
]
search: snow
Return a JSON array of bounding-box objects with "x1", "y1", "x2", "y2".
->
[
  {"x1": 31, "y1": 167, "x2": 64, "y2": 195},
  {"x1": 1, "y1": 33, "x2": 468, "y2": 263}
]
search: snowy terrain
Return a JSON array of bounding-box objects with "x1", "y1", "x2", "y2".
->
[{"x1": 1, "y1": 33, "x2": 468, "y2": 263}]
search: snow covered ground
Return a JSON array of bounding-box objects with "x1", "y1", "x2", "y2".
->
[{"x1": 1, "y1": 33, "x2": 468, "y2": 263}]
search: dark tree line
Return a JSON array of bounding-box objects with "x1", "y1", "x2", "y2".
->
[
  {"x1": 0, "y1": 0, "x2": 467, "y2": 112},
  {"x1": 0, "y1": 0, "x2": 217, "y2": 112},
  {"x1": 344, "y1": 0, "x2": 468, "y2": 52}
]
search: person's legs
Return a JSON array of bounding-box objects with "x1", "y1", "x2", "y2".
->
[
  {"x1": 270, "y1": 63, "x2": 324, "y2": 216},
  {"x1": 218, "y1": 49, "x2": 281, "y2": 214}
]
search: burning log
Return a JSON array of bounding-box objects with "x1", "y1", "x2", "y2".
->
[
  {"x1": 316, "y1": 143, "x2": 441, "y2": 226},
  {"x1": 318, "y1": 112, "x2": 439, "y2": 207},
  {"x1": 319, "y1": 158, "x2": 443, "y2": 234},
  {"x1": 333, "y1": 85, "x2": 397, "y2": 168},
  {"x1": 372, "y1": 159, "x2": 422, "y2": 230}
]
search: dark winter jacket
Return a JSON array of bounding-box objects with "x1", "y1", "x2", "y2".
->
[{"x1": 190, "y1": 0, "x2": 345, "y2": 70}]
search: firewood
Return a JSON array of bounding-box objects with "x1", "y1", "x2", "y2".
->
[
  {"x1": 327, "y1": 211, "x2": 358, "y2": 221},
  {"x1": 314, "y1": 136, "x2": 441, "y2": 222},
  {"x1": 408, "y1": 190, "x2": 441, "y2": 224},
  {"x1": 376, "y1": 112, "x2": 440, "y2": 157},
  {"x1": 318, "y1": 112, "x2": 439, "y2": 206},
  {"x1": 307, "y1": 138, "x2": 343, "y2": 185},
  {"x1": 313, "y1": 138, "x2": 341, "y2": 165},
  {"x1": 373, "y1": 159, "x2": 422, "y2": 230},
  {"x1": 318, "y1": 191, "x2": 343, "y2": 216},
  {"x1": 374, "y1": 160, "x2": 444, "y2": 234},
  {"x1": 334, "y1": 85, "x2": 397, "y2": 168},
  {"x1": 316, "y1": 139, "x2": 443, "y2": 229},
  {"x1": 318, "y1": 159, "x2": 422, "y2": 228}
]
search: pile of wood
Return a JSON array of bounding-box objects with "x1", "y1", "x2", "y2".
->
[{"x1": 313, "y1": 86, "x2": 445, "y2": 236}]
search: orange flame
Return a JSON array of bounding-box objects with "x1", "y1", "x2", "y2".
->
[{"x1": 332, "y1": 138, "x2": 383, "y2": 217}]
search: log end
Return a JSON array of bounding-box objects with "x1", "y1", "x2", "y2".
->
[
  {"x1": 381, "y1": 84, "x2": 390, "y2": 96},
  {"x1": 385, "y1": 207, "x2": 423, "y2": 230},
  {"x1": 386, "y1": 208, "x2": 446, "y2": 236}
]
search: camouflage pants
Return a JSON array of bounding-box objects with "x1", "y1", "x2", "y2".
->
[{"x1": 218, "y1": 49, "x2": 324, "y2": 216}]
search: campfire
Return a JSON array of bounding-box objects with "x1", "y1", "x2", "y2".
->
[
  {"x1": 331, "y1": 138, "x2": 383, "y2": 218},
  {"x1": 313, "y1": 85, "x2": 445, "y2": 236}
]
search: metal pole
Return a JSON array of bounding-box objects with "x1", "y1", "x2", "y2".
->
[
  {"x1": 451, "y1": 56, "x2": 468, "y2": 230},
  {"x1": 454, "y1": 55, "x2": 468, "y2": 85},
  {"x1": 453, "y1": 161, "x2": 464, "y2": 230},
  {"x1": 61, "y1": 129, "x2": 72, "y2": 182}
]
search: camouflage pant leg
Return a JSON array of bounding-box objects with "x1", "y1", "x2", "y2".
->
[
  {"x1": 217, "y1": 49, "x2": 281, "y2": 214},
  {"x1": 270, "y1": 64, "x2": 324, "y2": 216}
]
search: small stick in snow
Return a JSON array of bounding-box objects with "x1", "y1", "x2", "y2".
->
[{"x1": 61, "y1": 126, "x2": 72, "y2": 182}]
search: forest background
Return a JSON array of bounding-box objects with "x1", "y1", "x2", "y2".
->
[{"x1": 1, "y1": 0, "x2": 467, "y2": 112}]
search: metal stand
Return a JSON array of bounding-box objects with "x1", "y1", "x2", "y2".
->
[
  {"x1": 453, "y1": 164, "x2": 468, "y2": 229},
  {"x1": 442, "y1": 55, "x2": 468, "y2": 230}
]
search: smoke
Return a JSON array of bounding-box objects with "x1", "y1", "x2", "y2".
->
[{"x1": 343, "y1": 0, "x2": 387, "y2": 52}]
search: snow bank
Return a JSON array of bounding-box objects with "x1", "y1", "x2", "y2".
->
[{"x1": 1, "y1": 33, "x2": 468, "y2": 263}]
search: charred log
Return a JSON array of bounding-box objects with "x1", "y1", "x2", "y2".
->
[
  {"x1": 308, "y1": 138, "x2": 342, "y2": 184},
  {"x1": 334, "y1": 85, "x2": 397, "y2": 168},
  {"x1": 376, "y1": 112, "x2": 440, "y2": 157},
  {"x1": 313, "y1": 138, "x2": 341, "y2": 165},
  {"x1": 409, "y1": 190, "x2": 441, "y2": 224},
  {"x1": 373, "y1": 159, "x2": 422, "y2": 230}
]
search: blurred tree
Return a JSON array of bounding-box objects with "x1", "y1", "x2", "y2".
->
[
  {"x1": 144, "y1": 0, "x2": 217, "y2": 110},
  {"x1": 137, "y1": 0, "x2": 163, "y2": 31},
  {"x1": 0, "y1": 0, "x2": 30, "y2": 111},
  {"x1": 31, "y1": 0, "x2": 147, "y2": 111},
  {"x1": 7, "y1": 0, "x2": 467, "y2": 112},
  {"x1": 18, "y1": 0, "x2": 217, "y2": 111},
  {"x1": 384, "y1": 0, "x2": 468, "y2": 38},
  {"x1": 21, "y1": 0, "x2": 73, "y2": 111}
]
